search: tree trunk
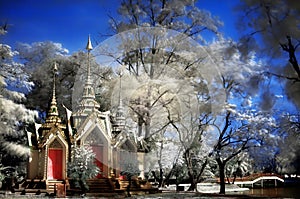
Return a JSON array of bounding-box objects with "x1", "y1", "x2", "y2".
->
[
  {"x1": 184, "y1": 150, "x2": 197, "y2": 191},
  {"x1": 187, "y1": 179, "x2": 197, "y2": 191},
  {"x1": 151, "y1": 171, "x2": 160, "y2": 186},
  {"x1": 79, "y1": 179, "x2": 87, "y2": 195},
  {"x1": 163, "y1": 164, "x2": 176, "y2": 187},
  {"x1": 159, "y1": 167, "x2": 163, "y2": 187},
  {"x1": 218, "y1": 160, "x2": 226, "y2": 194},
  {"x1": 227, "y1": 176, "x2": 230, "y2": 184},
  {"x1": 175, "y1": 176, "x2": 179, "y2": 191},
  {"x1": 126, "y1": 177, "x2": 132, "y2": 197},
  {"x1": 187, "y1": 166, "x2": 197, "y2": 191},
  {"x1": 232, "y1": 172, "x2": 237, "y2": 184}
]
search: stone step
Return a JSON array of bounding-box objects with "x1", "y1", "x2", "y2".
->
[{"x1": 86, "y1": 178, "x2": 114, "y2": 193}]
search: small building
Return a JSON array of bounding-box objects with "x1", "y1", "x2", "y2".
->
[{"x1": 27, "y1": 36, "x2": 145, "y2": 192}]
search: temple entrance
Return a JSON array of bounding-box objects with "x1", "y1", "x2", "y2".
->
[
  {"x1": 92, "y1": 145, "x2": 104, "y2": 178},
  {"x1": 48, "y1": 148, "x2": 63, "y2": 179},
  {"x1": 84, "y1": 128, "x2": 108, "y2": 178}
]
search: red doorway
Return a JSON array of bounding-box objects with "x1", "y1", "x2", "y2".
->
[
  {"x1": 92, "y1": 145, "x2": 104, "y2": 178},
  {"x1": 48, "y1": 148, "x2": 63, "y2": 179}
]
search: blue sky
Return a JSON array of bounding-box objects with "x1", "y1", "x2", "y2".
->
[
  {"x1": 0, "y1": 0, "x2": 239, "y2": 54},
  {"x1": 0, "y1": 1, "x2": 297, "y2": 113}
]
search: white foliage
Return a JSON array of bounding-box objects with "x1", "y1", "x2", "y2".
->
[
  {"x1": 68, "y1": 146, "x2": 100, "y2": 189},
  {"x1": 17, "y1": 41, "x2": 69, "y2": 60},
  {"x1": 226, "y1": 152, "x2": 253, "y2": 177},
  {"x1": 0, "y1": 38, "x2": 37, "y2": 159},
  {"x1": 2, "y1": 142, "x2": 31, "y2": 158},
  {"x1": 0, "y1": 97, "x2": 36, "y2": 125},
  {"x1": 0, "y1": 76, "x2": 6, "y2": 87},
  {"x1": 113, "y1": 0, "x2": 223, "y2": 45},
  {"x1": 205, "y1": 39, "x2": 263, "y2": 89},
  {"x1": 276, "y1": 113, "x2": 300, "y2": 173},
  {"x1": 154, "y1": 139, "x2": 181, "y2": 169}
]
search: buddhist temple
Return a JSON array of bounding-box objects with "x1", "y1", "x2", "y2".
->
[{"x1": 27, "y1": 36, "x2": 145, "y2": 193}]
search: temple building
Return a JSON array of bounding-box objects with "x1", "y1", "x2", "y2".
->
[{"x1": 27, "y1": 36, "x2": 144, "y2": 191}]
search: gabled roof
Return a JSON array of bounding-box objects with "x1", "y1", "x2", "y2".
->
[
  {"x1": 74, "y1": 111, "x2": 112, "y2": 143},
  {"x1": 38, "y1": 125, "x2": 68, "y2": 149},
  {"x1": 113, "y1": 130, "x2": 137, "y2": 152}
]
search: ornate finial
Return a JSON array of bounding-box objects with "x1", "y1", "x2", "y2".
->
[{"x1": 86, "y1": 34, "x2": 93, "y2": 51}]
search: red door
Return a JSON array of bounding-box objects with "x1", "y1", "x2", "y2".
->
[
  {"x1": 92, "y1": 145, "x2": 104, "y2": 178},
  {"x1": 48, "y1": 149, "x2": 63, "y2": 179}
]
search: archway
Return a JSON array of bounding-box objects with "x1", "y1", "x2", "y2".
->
[
  {"x1": 47, "y1": 139, "x2": 63, "y2": 179},
  {"x1": 84, "y1": 127, "x2": 109, "y2": 178}
]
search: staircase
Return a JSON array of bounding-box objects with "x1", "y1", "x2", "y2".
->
[{"x1": 86, "y1": 178, "x2": 114, "y2": 193}]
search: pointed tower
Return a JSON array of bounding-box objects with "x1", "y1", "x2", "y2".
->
[
  {"x1": 72, "y1": 35, "x2": 101, "y2": 128},
  {"x1": 113, "y1": 71, "x2": 125, "y2": 131},
  {"x1": 45, "y1": 62, "x2": 61, "y2": 124},
  {"x1": 77, "y1": 35, "x2": 100, "y2": 113}
]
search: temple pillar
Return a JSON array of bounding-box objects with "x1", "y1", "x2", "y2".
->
[{"x1": 137, "y1": 152, "x2": 145, "y2": 179}]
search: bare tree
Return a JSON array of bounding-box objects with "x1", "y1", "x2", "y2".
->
[
  {"x1": 168, "y1": 88, "x2": 214, "y2": 191},
  {"x1": 210, "y1": 108, "x2": 276, "y2": 194},
  {"x1": 148, "y1": 128, "x2": 182, "y2": 187},
  {"x1": 201, "y1": 38, "x2": 276, "y2": 194}
]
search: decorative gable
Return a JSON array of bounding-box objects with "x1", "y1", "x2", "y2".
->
[
  {"x1": 85, "y1": 128, "x2": 104, "y2": 145},
  {"x1": 49, "y1": 139, "x2": 63, "y2": 148}
]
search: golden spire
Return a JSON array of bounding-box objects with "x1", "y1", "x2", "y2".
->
[
  {"x1": 46, "y1": 62, "x2": 61, "y2": 123},
  {"x1": 52, "y1": 62, "x2": 58, "y2": 100}
]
